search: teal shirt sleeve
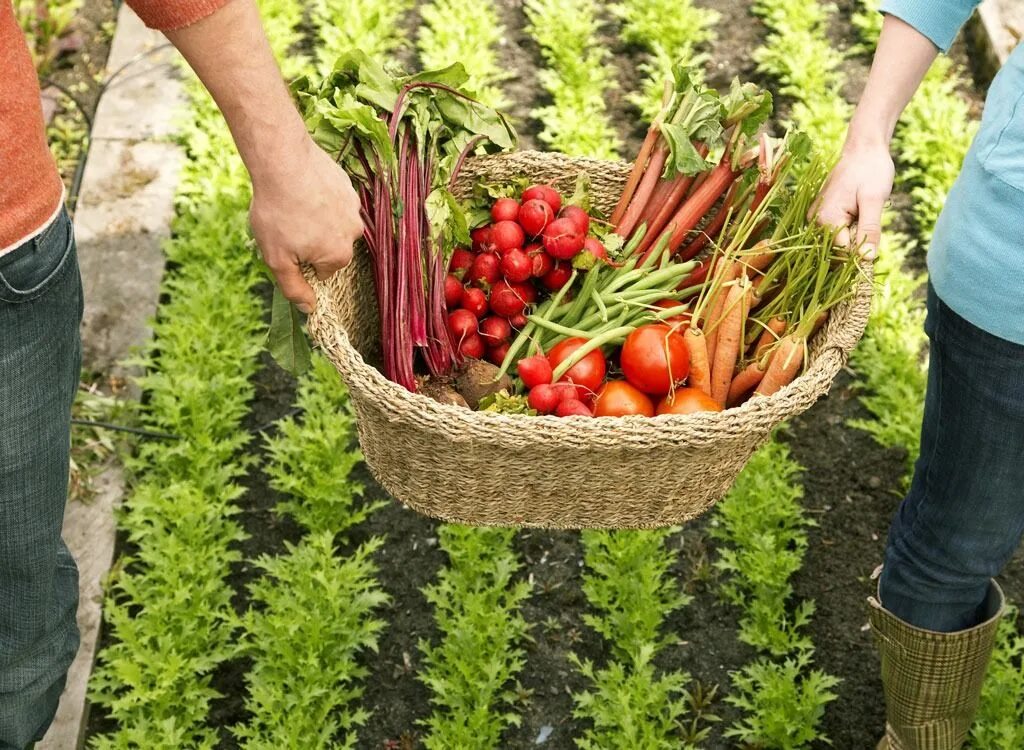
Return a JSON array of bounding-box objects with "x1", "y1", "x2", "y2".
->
[{"x1": 879, "y1": 0, "x2": 981, "y2": 51}]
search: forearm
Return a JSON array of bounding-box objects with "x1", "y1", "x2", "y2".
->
[
  {"x1": 164, "y1": 0, "x2": 310, "y2": 185},
  {"x1": 845, "y1": 15, "x2": 938, "y2": 149}
]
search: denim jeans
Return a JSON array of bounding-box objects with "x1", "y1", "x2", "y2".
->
[
  {"x1": 880, "y1": 283, "x2": 1024, "y2": 633},
  {"x1": 0, "y1": 209, "x2": 82, "y2": 749}
]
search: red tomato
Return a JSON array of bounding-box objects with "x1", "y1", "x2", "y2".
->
[
  {"x1": 656, "y1": 388, "x2": 722, "y2": 415},
  {"x1": 651, "y1": 299, "x2": 691, "y2": 331},
  {"x1": 547, "y1": 337, "x2": 606, "y2": 400},
  {"x1": 593, "y1": 380, "x2": 655, "y2": 417},
  {"x1": 620, "y1": 324, "x2": 690, "y2": 396}
]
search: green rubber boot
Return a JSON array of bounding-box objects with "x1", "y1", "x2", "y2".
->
[{"x1": 869, "y1": 579, "x2": 1005, "y2": 750}]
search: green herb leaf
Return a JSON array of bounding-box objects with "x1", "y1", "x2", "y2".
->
[{"x1": 268, "y1": 285, "x2": 312, "y2": 376}]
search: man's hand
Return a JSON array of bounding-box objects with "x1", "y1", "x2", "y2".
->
[
  {"x1": 813, "y1": 14, "x2": 940, "y2": 258},
  {"x1": 815, "y1": 141, "x2": 894, "y2": 259},
  {"x1": 250, "y1": 139, "x2": 363, "y2": 313}
]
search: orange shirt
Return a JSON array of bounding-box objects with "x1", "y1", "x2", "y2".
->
[{"x1": 0, "y1": 0, "x2": 231, "y2": 254}]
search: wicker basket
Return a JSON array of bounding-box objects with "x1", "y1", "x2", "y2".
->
[{"x1": 307, "y1": 151, "x2": 872, "y2": 529}]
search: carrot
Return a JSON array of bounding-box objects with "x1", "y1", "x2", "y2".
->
[
  {"x1": 701, "y1": 261, "x2": 741, "y2": 363},
  {"x1": 753, "y1": 335, "x2": 804, "y2": 397},
  {"x1": 710, "y1": 283, "x2": 749, "y2": 407},
  {"x1": 752, "y1": 317, "x2": 786, "y2": 359},
  {"x1": 810, "y1": 310, "x2": 829, "y2": 337},
  {"x1": 727, "y1": 361, "x2": 766, "y2": 407},
  {"x1": 683, "y1": 327, "x2": 712, "y2": 396},
  {"x1": 734, "y1": 239, "x2": 775, "y2": 278}
]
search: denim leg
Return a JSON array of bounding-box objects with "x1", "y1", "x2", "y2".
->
[
  {"x1": 0, "y1": 211, "x2": 82, "y2": 749},
  {"x1": 881, "y1": 283, "x2": 1024, "y2": 632}
]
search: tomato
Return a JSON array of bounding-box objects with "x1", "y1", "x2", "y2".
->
[
  {"x1": 594, "y1": 380, "x2": 655, "y2": 417},
  {"x1": 656, "y1": 388, "x2": 722, "y2": 415},
  {"x1": 547, "y1": 337, "x2": 607, "y2": 400},
  {"x1": 651, "y1": 299, "x2": 691, "y2": 331},
  {"x1": 620, "y1": 324, "x2": 690, "y2": 396}
]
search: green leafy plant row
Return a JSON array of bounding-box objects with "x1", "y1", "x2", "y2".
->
[
  {"x1": 312, "y1": 0, "x2": 413, "y2": 76},
  {"x1": 87, "y1": 2, "x2": 308, "y2": 744},
  {"x1": 712, "y1": 442, "x2": 840, "y2": 749},
  {"x1": 16, "y1": 0, "x2": 82, "y2": 76},
  {"x1": 572, "y1": 530, "x2": 715, "y2": 749},
  {"x1": 611, "y1": 0, "x2": 718, "y2": 117},
  {"x1": 235, "y1": 356, "x2": 388, "y2": 747},
  {"x1": 417, "y1": 0, "x2": 510, "y2": 108},
  {"x1": 523, "y1": 0, "x2": 621, "y2": 159},
  {"x1": 417, "y1": 525, "x2": 532, "y2": 748}
]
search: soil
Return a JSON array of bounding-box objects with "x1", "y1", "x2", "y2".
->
[{"x1": 80, "y1": 0, "x2": 1018, "y2": 747}]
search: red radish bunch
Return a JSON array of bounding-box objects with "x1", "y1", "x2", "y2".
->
[{"x1": 445, "y1": 183, "x2": 607, "y2": 370}]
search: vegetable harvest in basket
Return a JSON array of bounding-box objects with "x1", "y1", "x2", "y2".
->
[{"x1": 298, "y1": 57, "x2": 863, "y2": 417}]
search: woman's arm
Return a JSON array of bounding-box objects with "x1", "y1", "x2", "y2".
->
[
  {"x1": 815, "y1": 15, "x2": 939, "y2": 256},
  {"x1": 163, "y1": 0, "x2": 362, "y2": 313}
]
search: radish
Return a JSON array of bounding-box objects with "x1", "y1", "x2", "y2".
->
[
  {"x1": 550, "y1": 381, "x2": 579, "y2": 403},
  {"x1": 461, "y1": 287, "x2": 489, "y2": 318},
  {"x1": 583, "y1": 237, "x2": 608, "y2": 262},
  {"x1": 511, "y1": 281, "x2": 537, "y2": 304},
  {"x1": 444, "y1": 274, "x2": 464, "y2": 308},
  {"x1": 522, "y1": 184, "x2": 562, "y2": 214},
  {"x1": 449, "y1": 247, "x2": 474, "y2": 279},
  {"x1": 491, "y1": 197, "x2": 520, "y2": 223},
  {"x1": 469, "y1": 252, "x2": 501, "y2": 286},
  {"x1": 448, "y1": 308, "x2": 478, "y2": 340},
  {"x1": 487, "y1": 341, "x2": 511, "y2": 366},
  {"x1": 556, "y1": 399, "x2": 593, "y2": 417},
  {"x1": 559, "y1": 205, "x2": 590, "y2": 235},
  {"x1": 529, "y1": 246, "x2": 554, "y2": 277},
  {"x1": 471, "y1": 226, "x2": 493, "y2": 253},
  {"x1": 479, "y1": 316, "x2": 512, "y2": 344},
  {"x1": 489, "y1": 281, "x2": 528, "y2": 318},
  {"x1": 541, "y1": 260, "x2": 573, "y2": 291},
  {"x1": 519, "y1": 199, "x2": 554, "y2": 236},
  {"x1": 501, "y1": 248, "x2": 533, "y2": 283},
  {"x1": 518, "y1": 354, "x2": 553, "y2": 388},
  {"x1": 491, "y1": 220, "x2": 525, "y2": 253},
  {"x1": 527, "y1": 384, "x2": 560, "y2": 414},
  {"x1": 509, "y1": 312, "x2": 529, "y2": 329},
  {"x1": 542, "y1": 218, "x2": 585, "y2": 260},
  {"x1": 459, "y1": 333, "x2": 485, "y2": 359}
]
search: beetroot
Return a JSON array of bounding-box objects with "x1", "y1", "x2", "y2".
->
[
  {"x1": 527, "y1": 384, "x2": 560, "y2": 414},
  {"x1": 541, "y1": 260, "x2": 573, "y2": 291},
  {"x1": 459, "y1": 333, "x2": 485, "y2": 359},
  {"x1": 491, "y1": 220, "x2": 525, "y2": 253},
  {"x1": 522, "y1": 184, "x2": 562, "y2": 214},
  {"x1": 519, "y1": 199, "x2": 554, "y2": 236},
  {"x1": 542, "y1": 218, "x2": 585, "y2": 260},
  {"x1": 448, "y1": 308, "x2": 478, "y2": 340},
  {"x1": 461, "y1": 287, "x2": 489, "y2": 318},
  {"x1": 489, "y1": 281, "x2": 528, "y2": 318},
  {"x1": 559, "y1": 205, "x2": 590, "y2": 235},
  {"x1": 479, "y1": 316, "x2": 512, "y2": 344},
  {"x1": 448, "y1": 247, "x2": 474, "y2": 279},
  {"x1": 444, "y1": 274, "x2": 464, "y2": 308},
  {"x1": 556, "y1": 399, "x2": 593, "y2": 417},
  {"x1": 468, "y1": 252, "x2": 501, "y2": 286},
  {"x1": 471, "y1": 226, "x2": 493, "y2": 253},
  {"x1": 500, "y1": 248, "x2": 533, "y2": 283},
  {"x1": 491, "y1": 197, "x2": 520, "y2": 223},
  {"x1": 517, "y1": 354, "x2": 553, "y2": 389}
]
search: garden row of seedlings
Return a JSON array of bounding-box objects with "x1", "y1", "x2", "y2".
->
[
  {"x1": 411, "y1": 8, "x2": 540, "y2": 745},
  {"x1": 706, "y1": 0, "x2": 850, "y2": 745},
  {"x1": 852, "y1": 4, "x2": 1024, "y2": 744},
  {"x1": 85, "y1": 3, "x2": 287, "y2": 740}
]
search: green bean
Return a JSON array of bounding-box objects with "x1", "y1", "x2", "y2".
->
[{"x1": 550, "y1": 326, "x2": 635, "y2": 382}]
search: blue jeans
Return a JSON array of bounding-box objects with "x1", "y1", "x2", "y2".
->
[
  {"x1": 0, "y1": 210, "x2": 82, "y2": 749},
  {"x1": 880, "y1": 283, "x2": 1024, "y2": 633}
]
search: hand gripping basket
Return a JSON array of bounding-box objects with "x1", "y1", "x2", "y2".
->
[{"x1": 307, "y1": 151, "x2": 873, "y2": 529}]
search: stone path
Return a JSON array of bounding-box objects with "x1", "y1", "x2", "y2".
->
[{"x1": 38, "y1": 6, "x2": 184, "y2": 748}]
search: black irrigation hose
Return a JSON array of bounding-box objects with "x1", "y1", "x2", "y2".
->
[{"x1": 71, "y1": 418, "x2": 181, "y2": 441}]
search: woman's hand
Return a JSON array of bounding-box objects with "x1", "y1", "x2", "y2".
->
[
  {"x1": 814, "y1": 139, "x2": 894, "y2": 259},
  {"x1": 250, "y1": 138, "x2": 364, "y2": 313}
]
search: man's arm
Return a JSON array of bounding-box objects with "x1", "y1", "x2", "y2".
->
[
  {"x1": 815, "y1": 15, "x2": 939, "y2": 256},
  {"x1": 161, "y1": 0, "x2": 362, "y2": 313}
]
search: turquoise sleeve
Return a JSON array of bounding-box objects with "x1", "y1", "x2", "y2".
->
[{"x1": 879, "y1": 0, "x2": 981, "y2": 51}]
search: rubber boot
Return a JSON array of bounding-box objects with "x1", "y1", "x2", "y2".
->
[{"x1": 869, "y1": 579, "x2": 1005, "y2": 750}]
